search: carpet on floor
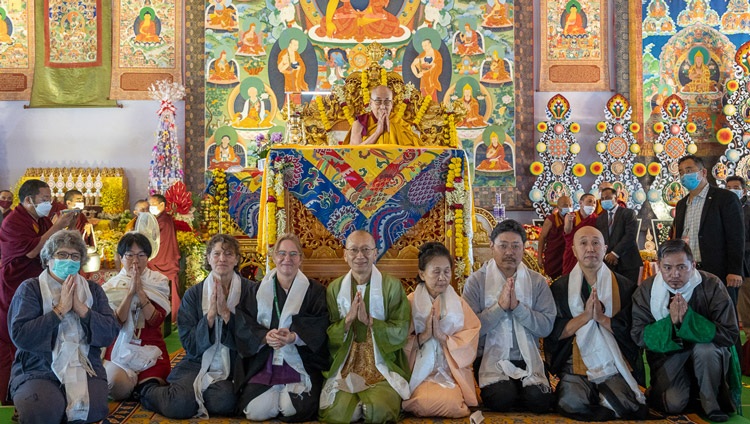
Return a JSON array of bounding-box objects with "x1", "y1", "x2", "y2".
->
[{"x1": 103, "y1": 349, "x2": 717, "y2": 424}]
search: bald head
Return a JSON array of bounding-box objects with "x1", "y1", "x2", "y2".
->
[
  {"x1": 345, "y1": 230, "x2": 377, "y2": 282},
  {"x1": 572, "y1": 226, "x2": 606, "y2": 270},
  {"x1": 556, "y1": 195, "x2": 572, "y2": 209}
]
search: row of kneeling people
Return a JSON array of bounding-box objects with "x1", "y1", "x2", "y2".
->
[{"x1": 7, "y1": 221, "x2": 738, "y2": 423}]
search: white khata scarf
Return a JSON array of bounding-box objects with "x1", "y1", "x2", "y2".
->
[
  {"x1": 320, "y1": 265, "x2": 410, "y2": 409},
  {"x1": 256, "y1": 268, "x2": 311, "y2": 394},
  {"x1": 193, "y1": 272, "x2": 242, "y2": 418},
  {"x1": 102, "y1": 267, "x2": 171, "y2": 377},
  {"x1": 479, "y1": 260, "x2": 548, "y2": 390},
  {"x1": 650, "y1": 269, "x2": 702, "y2": 321},
  {"x1": 567, "y1": 264, "x2": 645, "y2": 403},
  {"x1": 38, "y1": 270, "x2": 95, "y2": 423},
  {"x1": 409, "y1": 282, "x2": 464, "y2": 392}
]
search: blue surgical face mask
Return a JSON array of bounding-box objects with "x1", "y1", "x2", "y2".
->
[
  {"x1": 560, "y1": 207, "x2": 572, "y2": 216},
  {"x1": 730, "y1": 189, "x2": 744, "y2": 200},
  {"x1": 601, "y1": 199, "x2": 615, "y2": 211},
  {"x1": 33, "y1": 200, "x2": 53, "y2": 218},
  {"x1": 680, "y1": 171, "x2": 702, "y2": 191},
  {"x1": 51, "y1": 259, "x2": 81, "y2": 280}
]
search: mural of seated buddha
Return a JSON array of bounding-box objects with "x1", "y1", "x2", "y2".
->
[{"x1": 316, "y1": 0, "x2": 405, "y2": 41}]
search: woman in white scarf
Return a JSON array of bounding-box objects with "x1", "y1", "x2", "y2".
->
[
  {"x1": 102, "y1": 232, "x2": 172, "y2": 400},
  {"x1": 139, "y1": 234, "x2": 256, "y2": 419},
  {"x1": 238, "y1": 233, "x2": 330, "y2": 422},
  {"x1": 8, "y1": 230, "x2": 119, "y2": 424},
  {"x1": 402, "y1": 242, "x2": 480, "y2": 418}
]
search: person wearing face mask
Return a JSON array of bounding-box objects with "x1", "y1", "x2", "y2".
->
[
  {"x1": 60, "y1": 189, "x2": 96, "y2": 246},
  {"x1": 672, "y1": 155, "x2": 745, "y2": 306},
  {"x1": 561, "y1": 193, "x2": 599, "y2": 275},
  {"x1": 147, "y1": 194, "x2": 181, "y2": 323},
  {"x1": 343, "y1": 85, "x2": 421, "y2": 146},
  {"x1": 594, "y1": 185, "x2": 642, "y2": 283},
  {"x1": 124, "y1": 199, "x2": 150, "y2": 232},
  {"x1": 725, "y1": 175, "x2": 750, "y2": 373},
  {"x1": 0, "y1": 179, "x2": 77, "y2": 405},
  {"x1": 8, "y1": 230, "x2": 119, "y2": 423},
  {"x1": 537, "y1": 195, "x2": 573, "y2": 280}
]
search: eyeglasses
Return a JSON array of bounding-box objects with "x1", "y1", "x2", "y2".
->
[
  {"x1": 371, "y1": 98, "x2": 393, "y2": 106},
  {"x1": 210, "y1": 250, "x2": 237, "y2": 259},
  {"x1": 123, "y1": 252, "x2": 149, "y2": 260},
  {"x1": 346, "y1": 247, "x2": 377, "y2": 256},
  {"x1": 494, "y1": 243, "x2": 523, "y2": 251},
  {"x1": 54, "y1": 252, "x2": 82, "y2": 261},
  {"x1": 275, "y1": 250, "x2": 300, "y2": 258}
]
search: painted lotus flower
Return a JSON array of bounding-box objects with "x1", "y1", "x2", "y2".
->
[
  {"x1": 572, "y1": 163, "x2": 586, "y2": 177},
  {"x1": 530, "y1": 161, "x2": 544, "y2": 175},
  {"x1": 590, "y1": 162, "x2": 604, "y2": 175},
  {"x1": 633, "y1": 163, "x2": 647, "y2": 177},
  {"x1": 717, "y1": 127, "x2": 733, "y2": 145},
  {"x1": 647, "y1": 162, "x2": 661, "y2": 176}
]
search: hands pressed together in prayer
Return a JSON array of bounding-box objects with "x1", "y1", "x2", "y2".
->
[
  {"x1": 669, "y1": 293, "x2": 688, "y2": 325},
  {"x1": 345, "y1": 290, "x2": 371, "y2": 331},
  {"x1": 497, "y1": 276, "x2": 519, "y2": 311},
  {"x1": 373, "y1": 107, "x2": 391, "y2": 138},
  {"x1": 57, "y1": 275, "x2": 89, "y2": 318},
  {"x1": 207, "y1": 280, "x2": 231, "y2": 327},
  {"x1": 584, "y1": 287, "x2": 609, "y2": 328},
  {"x1": 265, "y1": 328, "x2": 296, "y2": 349},
  {"x1": 419, "y1": 300, "x2": 447, "y2": 347}
]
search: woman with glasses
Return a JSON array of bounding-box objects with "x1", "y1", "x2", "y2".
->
[
  {"x1": 402, "y1": 242, "x2": 480, "y2": 418},
  {"x1": 101, "y1": 232, "x2": 172, "y2": 400},
  {"x1": 139, "y1": 234, "x2": 256, "y2": 419},
  {"x1": 237, "y1": 233, "x2": 330, "y2": 422},
  {"x1": 8, "y1": 230, "x2": 119, "y2": 424}
]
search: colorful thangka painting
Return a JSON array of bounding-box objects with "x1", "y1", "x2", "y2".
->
[
  {"x1": 0, "y1": 0, "x2": 34, "y2": 99},
  {"x1": 203, "y1": 0, "x2": 518, "y2": 203},
  {"x1": 539, "y1": 0, "x2": 609, "y2": 91},
  {"x1": 45, "y1": 0, "x2": 101, "y2": 67},
  {"x1": 640, "y1": 0, "x2": 750, "y2": 157},
  {"x1": 110, "y1": 0, "x2": 183, "y2": 99}
]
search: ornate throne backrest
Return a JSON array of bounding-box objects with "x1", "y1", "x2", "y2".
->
[{"x1": 301, "y1": 44, "x2": 464, "y2": 147}]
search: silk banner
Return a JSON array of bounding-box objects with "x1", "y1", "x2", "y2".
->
[
  {"x1": 205, "y1": 169, "x2": 263, "y2": 238},
  {"x1": 539, "y1": 0, "x2": 610, "y2": 91},
  {"x1": 110, "y1": 0, "x2": 183, "y2": 100},
  {"x1": 0, "y1": 0, "x2": 34, "y2": 100},
  {"x1": 29, "y1": 0, "x2": 116, "y2": 107},
  {"x1": 260, "y1": 146, "x2": 466, "y2": 256}
]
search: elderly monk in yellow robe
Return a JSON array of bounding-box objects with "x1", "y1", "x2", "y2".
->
[{"x1": 344, "y1": 85, "x2": 421, "y2": 146}]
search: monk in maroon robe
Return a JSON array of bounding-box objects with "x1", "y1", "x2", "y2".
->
[
  {"x1": 147, "y1": 194, "x2": 181, "y2": 323},
  {"x1": 0, "y1": 179, "x2": 76, "y2": 403}
]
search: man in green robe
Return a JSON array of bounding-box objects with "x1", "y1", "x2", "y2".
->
[
  {"x1": 632, "y1": 239, "x2": 740, "y2": 423},
  {"x1": 319, "y1": 230, "x2": 411, "y2": 423}
]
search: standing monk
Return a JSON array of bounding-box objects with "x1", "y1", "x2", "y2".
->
[
  {"x1": 147, "y1": 194, "x2": 181, "y2": 323},
  {"x1": 0, "y1": 179, "x2": 77, "y2": 403}
]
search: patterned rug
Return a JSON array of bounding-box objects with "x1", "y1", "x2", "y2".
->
[{"x1": 103, "y1": 349, "x2": 712, "y2": 423}]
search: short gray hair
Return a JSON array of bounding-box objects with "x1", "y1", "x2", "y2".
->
[{"x1": 40, "y1": 230, "x2": 88, "y2": 268}]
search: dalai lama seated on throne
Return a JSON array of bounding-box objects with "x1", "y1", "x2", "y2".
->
[{"x1": 343, "y1": 85, "x2": 421, "y2": 146}]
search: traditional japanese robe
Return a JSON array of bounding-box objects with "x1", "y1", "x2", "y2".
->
[
  {"x1": 319, "y1": 268, "x2": 411, "y2": 423},
  {"x1": 402, "y1": 285, "x2": 480, "y2": 418},
  {"x1": 632, "y1": 271, "x2": 740, "y2": 415},
  {"x1": 237, "y1": 272, "x2": 330, "y2": 422}
]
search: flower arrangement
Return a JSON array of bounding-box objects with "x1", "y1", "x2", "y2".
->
[
  {"x1": 265, "y1": 160, "x2": 287, "y2": 250},
  {"x1": 444, "y1": 113, "x2": 457, "y2": 147},
  {"x1": 253, "y1": 132, "x2": 284, "y2": 159},
  {"x1": 204, "y1": 169, "x2": 231, "y2": 236},
  {"x1": 394, "y1": 83, "x2": 414, "y2": 122},
  {"x1": 380, "y1": 68, "x2": 388, "y2": 86},
  {"x1": 445, "y1": 157, "x2": 471, "y2": 278},
  {"x1": 413, "y1": 96, "x2": 431, "y2": 126},
  {"x1": 333, "y1": 85, "x2": 355, "y2": 124},
  {"x1": 360, "y1": 70, "x2": 370, "y2": 105},
  {"x1": 95, "y1": 229, "x2": 125, "y2": 268},
  {"x1": 177, "y1": 230, "x2": 209, "y2": 292},
  {"x1": 316, "y1": 96, "x2": 331, "y2": 131},
  {"x1": 100, "y1": 185, "x2": 126, "y2": 215}
]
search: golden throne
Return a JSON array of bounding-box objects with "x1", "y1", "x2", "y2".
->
[{"x1": 300, "y1": 43, "x2": 465, "y2": 147}]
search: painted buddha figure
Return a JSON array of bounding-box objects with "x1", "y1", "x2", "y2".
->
[
  {"x1": 213, "y1": 135, "x2": 241, "y2": 166},
  {"x1": 316, "y1": 0, "x2": 404, "y2": 41},
  {"x1": 209, "y1": 50, "x2": 238, "y2": 82},
  {"x1": 277, "y1": 38, "x2": 309, "y2": 92},
  {"x1": 237, "y1": 23, "x2": 264, "y2": 55},
  {"x1": 0, "y1": 10, "x2": 11, "y2": 44},
  {"x1": 235, "y1": 86, "x2": 271, "y2": 128},
  {"x1": 563, "y1": 4, "x2": 586, "y2": 35},
  {"x1": 410, "y1": 38, "x2": 443, "y2": 101},
  {"x1": 648, "y1": 0, "x2": 667, "y2": 18},
  {"x1": 483, "y1": 50, "x2": 510, "y2": 83},
  {"x1": 455, "y1": 23, "x2": 482, "y2": 55},
  {"x1": 682, "y1": 51, "x2": 716, "y2": 93},
  {"x1": 483, "y1": 0, "x2": 512, "y2": 27},
  {"x1": 135, "y1": 11, "x2": 160, "y2": 43},
  {"x1": 456, "y1": 84, "x2": 487, "y2": 128},
  {"x1": 207, "y1": 0, "x2": 237, "y2": 30},
  {"x1": 476, "y1": 132, "x2": 512, "y2": 171}
]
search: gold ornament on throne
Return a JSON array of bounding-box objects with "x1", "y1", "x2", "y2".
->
[{"x1": 301, "y1": 44, "x2": 465, "y2": 147}]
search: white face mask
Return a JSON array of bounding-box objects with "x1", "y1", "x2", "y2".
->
[
  {"x1": 149, "y1": 205, "x2": 161, "y2": 216},
  {"x1": 34, "y1": 201, "x2": 53, "y2": 217},
  {"x1": 582, "y1": 205, "x2": 595, "y2": 216},
  {"x1": 73, "y1": 202, "x2": 84, "y2": 210}
]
